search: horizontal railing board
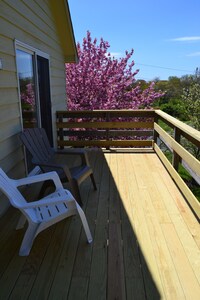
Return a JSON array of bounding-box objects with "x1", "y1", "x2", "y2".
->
[
  {"x1": 155, "y1": 110, "x2": 200, "y2": 146},
  {"x1": 57, "y1": 140, "x2": 153, "y2": 148},
  {"x1": 156, "y1": 116, "x2": 200, "y2": 148},
  {"x1": 154, "y1": 144, "x2": 200, "y2": 220},
  {"x1": 57, "y1": 121, "x2": 154, "y2": 129},
  {"x1": 63, "y1": 130, "x2": 153, "y2": 137},
  {"x1": 57, "y1": 110, "x2": 155, "y2": 149},
  {"x1": 182, "y1": 161, "x2": 200, "y2": 185},
  {"x1": 57, "y1": 109, "x2": 156, "y2": 118},
  {"x1": 158, "y1": 136, "x2": 200, "y2": 185},
  {"x1": 180, "y1": 131, "x2": 200, "y2": 149},
  {"x1": 154, "y1": 123, "x2": 200, "y2": 177}
]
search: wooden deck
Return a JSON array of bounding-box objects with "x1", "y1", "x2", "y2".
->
[{"x1": 0, "y1": 149, "x2": 200, "y2": 299}]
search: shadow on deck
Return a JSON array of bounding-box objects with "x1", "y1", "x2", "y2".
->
[{"x1": 0, "y1": 149, "x2": 200, "y2": 299}]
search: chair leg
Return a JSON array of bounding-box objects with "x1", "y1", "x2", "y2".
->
[
  {"x1": 16, "y1": 214, "x2": 26, "y2": 230},
  {"x1": 19, "y1": 223, "x2": 39, "y2": 256},
  {"x1": 90, "y1": 173, "x2": 97, "y2": 190},
  {"x1": 70, "y1": 179, "x2": 83, "y2": 206},
  {"x1": 75, "y1": 202, "x2": 93, "y2": 243}
]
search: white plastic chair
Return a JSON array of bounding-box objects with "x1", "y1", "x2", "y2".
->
[{"x1": 0, "y1": 168, "x2": 92, "y2": 256}]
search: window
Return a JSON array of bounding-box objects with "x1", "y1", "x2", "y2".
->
[
  {"x1": 16, "y1": 42, "x2": 53, "y2": 170},
  {"x1": 16, "y1": 49, "x2": 39, "y2": 128}
]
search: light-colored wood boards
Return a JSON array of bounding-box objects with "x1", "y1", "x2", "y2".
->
[
  {"x1": 0, "y1": 150, "x2": 200, "y2": 299},
  {"x1": 154, "y1": 143, "x2": 200, "y2": 219},
  {"x1": 154, "y1": 123, "x2": 200, "y2": 177},
  {"x1": 155, "y1": 109, "x2": 200, "y2": 143}
]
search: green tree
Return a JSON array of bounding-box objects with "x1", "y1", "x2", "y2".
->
[
  {"x1": 182, "y1": 83, "x2": 200, "y2": 131},
  {"x1": 182, "y1": 83, "x2": 200, "y2": 159},
  {"x1": 153, "y1": 77, "x2": 187, "y2": 120}
]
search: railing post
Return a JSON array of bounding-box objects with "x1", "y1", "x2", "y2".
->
[
  {"x1": 57, "y1": 112, "x2": 64, "y2": 149},
  {"x1": 172, "y1": 127, "x2": 181, "y2": 171},
  {"x1": 153, "y1": 113, "x2": 159, "y2": 145},
  {"x1": 106, "y1": 111, "x2": 110, "y2": 150}
]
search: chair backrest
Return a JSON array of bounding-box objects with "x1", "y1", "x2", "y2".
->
[
  {"x1": 20, "y1": 128, "x2": 54, "y2": 163},
  {"x1": 0, "y1": 168, "x2": 26, "y2": 208}
]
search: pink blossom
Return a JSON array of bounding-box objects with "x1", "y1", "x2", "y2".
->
[{"x1": 66, "y1": 31, "x2": 163, "y2": 110}]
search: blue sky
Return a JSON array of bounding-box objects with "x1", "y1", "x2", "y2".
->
[{"x1": 68, "y1": 0, "x2": 200, "y2": 81}]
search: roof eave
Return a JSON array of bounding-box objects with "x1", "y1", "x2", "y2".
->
[{"x1": 50, "y1": 0, "x2": 78, "y2": 63}]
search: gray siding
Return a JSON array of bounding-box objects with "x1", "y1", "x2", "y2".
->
[{"x1": 0, "y1": 0, "x2": 68, "y2": 215}]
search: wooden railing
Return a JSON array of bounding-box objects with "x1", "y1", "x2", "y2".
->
[
  {"x1": 56, "y1": 109, "x2": 200, "y2": 218},
  {"x1": 56, "y1": 110, "x2": 155, "y2": 148},
  {"x1": 154, "y1": 110, "x2": 200, "y2": 219}
]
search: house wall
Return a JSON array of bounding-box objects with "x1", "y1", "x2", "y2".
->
[{"x1": 0, "y1": 0, "x2": 68, "y2": 215}]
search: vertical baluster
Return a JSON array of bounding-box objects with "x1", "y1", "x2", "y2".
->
[{"x1": 173, "y1": 127, "x2": 181, "y2": 171}]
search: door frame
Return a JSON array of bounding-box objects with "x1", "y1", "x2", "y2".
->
[
  {"x1": 15, "y1": 40, "x2": 53, "y2": 171},
  {"x1": 15, "y1": 39, "x2": 51, "y2": 126}
]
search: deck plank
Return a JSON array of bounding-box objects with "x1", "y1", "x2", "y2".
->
[
  {"x1": 162, "y1": 223, "x2": 200, "y2": 299},
  {"x1": 171, "y1": 214, "x2": 200, "y2": 284},
  {"x1": 67, "y1": 150, "x2": 103, "y2": 300},
  {"x1": 47, "y1": 220, "x2": 81, "y2": 299},
  {"x1": 117, "y1": 153, "x2": 147, "y2": 300},
  {"x1": 9, "y1": 225, "x2": 60, "y2": 300},
  {"x1": 127, "y1": 154, "x2": 165, "y2": 299},
  {"x1": 107, "y1": 153, "x2": 126, "y2": 300},
  {"x1": 47, "y1": 152, "x2": 99, "y2": 300},
  {"x1": 0, "y1": 150, "x2": 199, "y2": 299},
  {"x1": 0, "y1": 208, "x2": 23, "y2": 278},
  {"x1": 27, "y1": 221, "x2": 71, "y2": 300},
  {"x1": 140, "y1": 189, "x2": 185, "y2": 299},
  {"x1": 88, "y1": 151, "x2": 109, "y2": 300}
]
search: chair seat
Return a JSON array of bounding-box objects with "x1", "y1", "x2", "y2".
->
[
  {"x1": 69, "y1": 165, "x2": 92, "y2": 181},
  {"x1": 54, "y1": 165, "x2": 91, "y2": 181},
  {"x1": 34, "y1": 190, "x2": 77, "y2": 223}
]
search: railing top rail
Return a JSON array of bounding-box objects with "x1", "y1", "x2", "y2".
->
[
  {"x1": 56, "y1": 109, "x2": 156, "y2": 118},
  {"x1": 155, "y1": 109, "x2": 200, "y2": 143},
  {"x1": 57, "y1": 109, "x2": 155, "y2": 113}
]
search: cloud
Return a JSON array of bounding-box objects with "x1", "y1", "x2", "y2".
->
[
  {"x1": 187, "y1": 51, "x2": 200, "y2": 57},
  {"x1": 169, "y1": 36, "x2": 200, "y2": 42}
]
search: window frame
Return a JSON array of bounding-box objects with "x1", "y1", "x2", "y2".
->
[{"x1": 15, "y1": 40, "x2": 50, "y2": 130}]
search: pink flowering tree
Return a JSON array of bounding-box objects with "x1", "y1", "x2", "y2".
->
[
  {"x1": 66, "y1": 31, "x2": 162, "y2": 110},
  {"x1": 20, "y1": 82, "x2": 35, "y2": 110}
]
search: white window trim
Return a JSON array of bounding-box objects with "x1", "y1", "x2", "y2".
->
[{"x1": 15, "y1": 39, "x2": 49, "y2": 59}]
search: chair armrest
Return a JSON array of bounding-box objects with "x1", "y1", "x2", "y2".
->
[
  {"x1": 55, "y1": 149, "x2": 90, "y2": 166},
  {"x1": 18, "y1": 189, "x2": 75, "y2": 209},
  {"x1": 27, "y1": 166, "x2": 41, "y2": 176},
  {"x1": 55, "y1": 148, "x2": 86, "y2": 155},
  {"x1": 32, "y1": 161, "x2": 72, "y2": 180},
  {"x1": 12, "y1": 171, "x2": 63, "y2": 190},
  {"x1": 32, "y1": 160, "x2": 64, "y2": 169}
]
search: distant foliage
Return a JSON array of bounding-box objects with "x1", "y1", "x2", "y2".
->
[
  {"x1": 153, "y1": 74, "x2": 200, "y2": 121},
  {"x1": 181, "y1": 83, "x2": 200, "y2": 159},
  {"x1": 182, "y1": 83, "x2": 200, "y2": 131},
  {"x1": 66, "y1": 31, "x2": 163, "y2": 110}
]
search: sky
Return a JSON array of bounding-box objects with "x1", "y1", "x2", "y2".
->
[{"x1": 68, "y1": 0, "x2": 200, "y2": 81}]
